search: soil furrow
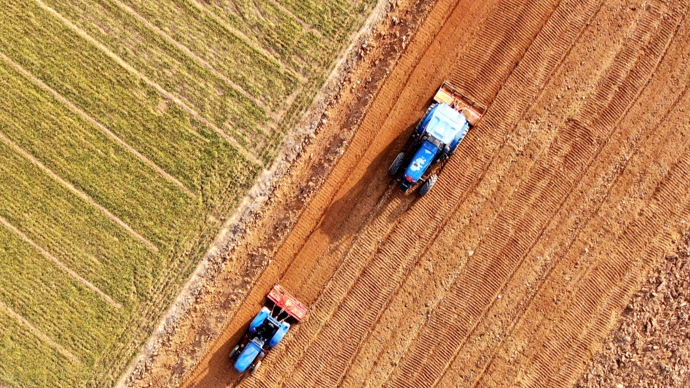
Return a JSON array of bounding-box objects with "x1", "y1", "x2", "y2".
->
[{"x1": 384, "y1": 2, "x2": 683, "y2": 386}]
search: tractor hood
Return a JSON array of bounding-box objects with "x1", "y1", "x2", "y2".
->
[
  {"x1": 234, "y1": 340, "x2": 262, "y2": 373},
  {"x1": 404, "y1": 140, "x2": 439, "y2": 183}
]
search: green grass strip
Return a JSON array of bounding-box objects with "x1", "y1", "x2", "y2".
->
[
  {"x1": 116, "y1": 0, "x2": 300, "y2": 107},
  {"x1": 41, "y1": 0, "x2": 281, "y2": 141},
  {"x1": 201, "y1": 0, "x2": 329, "y2": 74},
  {"x1": 0, "y1": 307, "x2": 88, "y2": 388},
  {"x1": 0, "y1": 62, "x2": 202, "y2": 249},
  {"x1": 0, "y1": 226, "x2": 124, "y2": 363},
  {"x1": 0, "y1": 2, "x2": 261, "y2": 192},
  {"x1": 0, "y1": 140, "x2": 161, "y2": 305}
]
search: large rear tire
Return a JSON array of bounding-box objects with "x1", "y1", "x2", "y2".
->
[
  {"x1": 414, "y1": 103, "x2": 437, "y2": 136},
  {"x1": 230, "y1": 344, "x2": 241, "y2": 359},
  {"x1": 250, "y1": 361, "x2": 262, "y2": 374},
  {"x1": 389, "y1": 152, "x2": 406, "y2": 175},
  {"x1": 418, "y1": 174, "x2": 437, "y2": 197}
]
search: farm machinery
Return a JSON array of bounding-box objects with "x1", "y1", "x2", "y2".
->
[
  {"x1": 389, "y1": 82, "x2": 485, "y2": 195},
  {"x1": 229, "y1": 285, "x2": 308, "y2": 374}
]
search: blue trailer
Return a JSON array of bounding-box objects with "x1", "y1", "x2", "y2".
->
[
  {"x1": 229, "y1": 285, "x2": 307, "y2": 374},
  {"x1": 389, "y1": 83, "x2": 484, "y2": 195}
]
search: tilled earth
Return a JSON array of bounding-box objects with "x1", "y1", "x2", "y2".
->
[
  {"x1": 126, "y1": 0, "x2": 690, "y2": 387},
  {"x1": 577, "y1": 234, "x2": 690, "y2": 388}
]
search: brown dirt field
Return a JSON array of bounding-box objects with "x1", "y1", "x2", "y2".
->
[
  {"x1": 128, "y1": 0, "x2": 690, "y2": 387},
  {"x1": 576, "y1": 233, "x2": 690, "y2": 388}
]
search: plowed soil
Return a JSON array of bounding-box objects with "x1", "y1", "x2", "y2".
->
[
  {"x1": 131, "y1": 0, "x2": 690, "y2": 387},
  {"x1": 576, "y1": 233, "x2": 690, "y2": 388}
]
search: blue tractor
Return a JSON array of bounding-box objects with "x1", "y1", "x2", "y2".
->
[
  {"x1": 389, "y1": 83, "x2": 484, "y2": 195},
  {"x1": 230, "y1": 285, "x2": 307, "y2": 374}
]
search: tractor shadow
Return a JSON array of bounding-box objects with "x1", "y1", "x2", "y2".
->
[
  {"x1": 319, "y1": 123, "x2": 420, "y2": 244},
  {"x1": 189, "y1": 326, "x2": 246, "y2": 388},
  {"x1": 189, "y1": 126, "x2": 420, "y2": 388}
]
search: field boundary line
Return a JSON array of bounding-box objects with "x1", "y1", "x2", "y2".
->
[
  {"x1": 186, "y1": 0, "x2": 308, "y2": 83},
  {"x1": 110, "y1": 0, "x2": 276, "y2": 121},
  {"x1": 0, "y1": 299, "x2": 82, "y2": 364},
  {"x1": 0, "y1": 131, "x2": 159, "y2": 254},
  {"x1": 0, "y1": 52, "x2": 196, "y2": 198},
  {"x1": 0, "y1": 215, "x2": 122, "y2": 309},
  {"x1": 32, "y1": 0, "x2": 263, "y2": 167}
]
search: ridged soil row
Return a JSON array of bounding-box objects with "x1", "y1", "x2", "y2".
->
[
  {"x1": 447, "y1": 0, "x2": 561, "y2": 106},
  {"x1": 277, "y1": 172, "x2": 483, "y2": 388},
  {"x1": 235, "y1": 0, "x2": 504, "y2": 386},
  {"x1": 523, "y1": 150, "x2": 690, "y2": 388},
  {"x1": 181, "y1": 0, "x2": 480, "y2": 386},
  {"x1": 470, "y1": 22, "x2": 690, "y2": 388},
  {"x1": 439, "y1": 6, "x2": 690, "y2": 388},
  {"x1": 383, "y1": 1, "x2": 682, "y2": 387},
  {"x1": 337, "y1": 0, "x2": 610, "y2": 386},
  {"x1": 259, "y1": 0, "x2": 587, "y2": 384}
]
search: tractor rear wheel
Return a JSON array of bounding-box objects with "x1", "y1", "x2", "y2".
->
[
  {"x1": 414, "y1": 103, "x2": 437, "y2": 136},
  {"x1": 230, "y1": 344, "x2": 241, "y2": 359},
  {"x1": 389, "y1": 152, "x2": 406, "y2": 175},
  {"x1": 419, "y1": 174, "x2": 437, "y2": 196},
  {"x1": 250, "y1": 361, "x2": 262, "y2": 374}
]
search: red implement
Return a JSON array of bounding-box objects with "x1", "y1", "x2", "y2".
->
[
  {"x1": 267, "y1": 285, "x2": 308, "y2": 321},
  {"x1": 433, "y1": 82, "x2": 485, "y2": 126}
]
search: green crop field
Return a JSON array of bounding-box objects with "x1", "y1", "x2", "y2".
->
[{"x1": 0, "y1": 0, "x2": 376, "y2": 386}]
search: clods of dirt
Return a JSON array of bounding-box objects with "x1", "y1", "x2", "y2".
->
[{"x1": 577, "y1": 233, "x2": 690, "y2": 388}]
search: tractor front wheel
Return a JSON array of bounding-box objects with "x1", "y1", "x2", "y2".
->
[
  {"x1": 389, "y1": 152, "x2": 406, "y2": 175},
  {"x1": 419, "y1": 174, "x2": 437, "y2": 196},
  {"x1": 250, "y1": 361, "x2": 262, "y2": 374}
]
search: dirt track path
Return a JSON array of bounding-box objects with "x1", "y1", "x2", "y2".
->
[{"x1": 180, "y1": 0, "x2": 690, "y2": 387}]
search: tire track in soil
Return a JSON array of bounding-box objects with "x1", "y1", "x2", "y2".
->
[
  {"x1": 0, "y1": 51, "x2": 195, "y2": 200},
  {"x1": 33, "y1": 0, "x2": 263, "y2": 166},
  {"x1": 384, "y1": 2, "x2": 684, "y2": 387},
  {"x1": 462, "y1": 5, "x2": 690, "y2": 388},
  {"x1": 0, "y1": 299, "x2": 82, "y2": 364},
  {"x1": 339, "y1": 0, "x2": 611, "y2": 386},
  {"x1": 0, "y1": 214, "x2": 121, "y2": 309},
  {"x1": 248, "y1": 1, "x2": 578, "y2": 387},
  {"x1": 180, "y1": 0, "x2": 459, "y2": 386}
]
